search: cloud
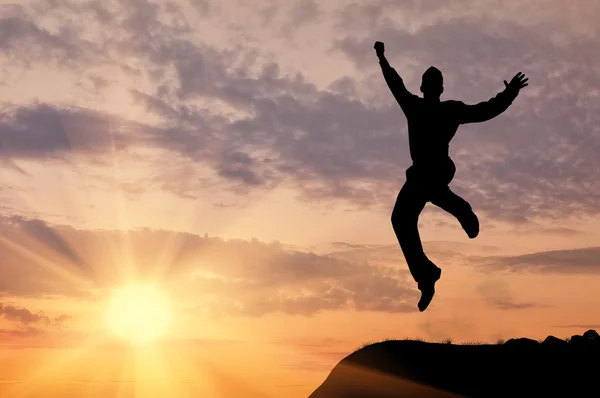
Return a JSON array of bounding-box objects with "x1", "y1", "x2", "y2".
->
[
  {"x1": 216, "y1": 150, "x2": 273, "y2": 187},
  {"x1": 333, "y1": 2, "x2": 600, "y2": 223},
  {"x1": 0, "y1": 301, "x2": 69, "y2": 342},
  {"x1": 0, "y1": 216, "x2": 99, "y2": 297},
  {"x1": 7, "y1": 216, "x2": 87, "y2": 269},
  {"x1": 326, "y1": 241, "x2": 492, "y2": 268},
  {"x1": 290, "y1": 0, "x2": 320, "y2": 26},
  {"x1": 473, "y1": 247, "x2": 600, "y2": 274},
  {"x1": 280, "y1": 0, "x2": 321, "y2": 39},
  {"x1": 0, "y1": 103, "x2": 142, "y2": 160},
  {"x1": 0, "y1": 303, "x2": 49, "y2": 324},
  {"x1": 0, "y1": 13, "x2": 92, "y2": 68},
  {"x1": 555, "y1": 324, "x2": 600, "y2": 330},
  {"x1": 2, "y1": 0, "x2": 600, "y2": 225},
  {"x1": 330, "y1": 241, "x2": 374, "y2": 250},
  {"x1": 0, "y1": 326, "x2": 44, "y2": 338},
  {"x1": 54, "y1": 314, "x2": 72, "y2": 324},
  {"x1": 0, "y1": 217, "x2": 419, "y2": 315},
  {"x1": 0, "y1": 213, "x2": 591, "y2": 320},
  {"x1": 487, "y1": 300, "x2": 538, "y2": 310},
  {"x1": 176, "y1": 237, "x2": 419, "y2": 316},
  {"x1": 2, "y1": 0, "x2": 408, "y2": 206},
  {"x1": 189, "y1": 0, "x2": 211, "y2": 15}
]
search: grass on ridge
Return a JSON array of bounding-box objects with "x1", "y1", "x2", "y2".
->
[{"x1": 351, "y1": 335, "x2": 574, "y2": 352}]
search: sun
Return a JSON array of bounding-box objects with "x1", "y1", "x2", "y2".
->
[{"x1": 105, "y1": 283, "x2": 172, "y2": 345}]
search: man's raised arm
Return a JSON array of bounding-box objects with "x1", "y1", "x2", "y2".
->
[
  {"x1": 456, "y1": 72, "x2": 529, "y2": 124},
  {"x1": 374, "y1": 41, "x2": 416, "y2": 112}
]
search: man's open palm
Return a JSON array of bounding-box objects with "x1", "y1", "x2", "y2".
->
[{"x1": 504, "y1": 72, "x2": 529, "y2": 92}]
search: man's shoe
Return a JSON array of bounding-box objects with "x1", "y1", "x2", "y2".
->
[{"x1": 417, "y1": 266, "x2": 441, "y2": 312}]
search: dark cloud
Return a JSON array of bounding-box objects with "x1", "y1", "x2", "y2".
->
[
  {"x1": 2, "y1": 0, "x2": 600, "y2": 224},
  {"x1": 216, "y1": 150, "x2": 273, "y2": 187},
  {"x1": 281, "y1": 0, "x2": 321, "y2": 39},
  {"x1": 113, "y1": 1, "x2": 600, "y2": 222},
  {"x1": 334, "y1": 5, "x2": 600, "y2": 222},
  {"x1": 290, "y1": 0, "x2": 320, "y2": 26},
  {"x1": 0, "y1": 103, "x2": 142, "y2": 159},
  {"x1": 0, "y1": 0, "x2": 408, "y2": 204},
  {"x1": 189, "y1": 0, "x2": 211, "y2": 15},
  {"x1": 0, "y1": 14, "x2": 90, "y2": 68}
]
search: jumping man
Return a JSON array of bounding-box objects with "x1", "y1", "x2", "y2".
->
[{"x1": 374, "y1": 41, "x2": 528, "y2": 311}]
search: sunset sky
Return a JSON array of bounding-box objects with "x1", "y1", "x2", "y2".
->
[{"x1": 1, "y1": 0, "x2": 599, "y2": 397}]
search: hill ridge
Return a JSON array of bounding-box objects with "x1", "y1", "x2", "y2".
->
[{"x1": 308, "y1": 329, "x2": 600, "y2": 398}]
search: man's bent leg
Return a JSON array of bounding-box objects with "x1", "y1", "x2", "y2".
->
[{"x1": 430, "y1": 187, "x2": 479, "y2": 239}]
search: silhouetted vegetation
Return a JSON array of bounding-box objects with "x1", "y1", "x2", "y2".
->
[{"x1": 309, "y1": 330, "x2": 600, "y2": 398}]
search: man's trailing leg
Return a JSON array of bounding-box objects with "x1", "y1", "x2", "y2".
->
[{"x1": 391, "y1": 181, "x2": 442, "y2": 311}]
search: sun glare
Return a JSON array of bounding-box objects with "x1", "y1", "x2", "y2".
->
[{"x1": 106, "y1": 283, "x2": 172, "y2": 345}]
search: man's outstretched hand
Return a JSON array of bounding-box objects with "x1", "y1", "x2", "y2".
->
[
  {"x1": 374, "y1": 41, "x2": 385, "y2": 56},
  {"x1": 504, "y1": 72, "x2": 529, "y2": 92}
]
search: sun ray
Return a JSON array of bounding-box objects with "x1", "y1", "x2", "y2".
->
[
  {"x1": 1, "y1": 111, "x2": 78, "y2": 222},
  {"x1": 0, "y1": 333, "x2": 113, "y2": 398},
  {"x1": 0, "y1": 234, "x2": 93, "y2": 287},
  {"x1": 149, "y1": 202, "x2": 206, "y2": 280},
  {"x1": 199, "y1": 357, "x2": 275, "y2": 398},
  {"x1": 115, "y1": 347, "x2": 136, "y2": 398},
  {"x1": 132, "y1": 345, "x2": 191, "y2": 398},
  {"x1": 108, "y1": 150, "x2": 135, "y2": 284},
  {"x1": 160, "y1": 340, "x2": 276, "y2": 398}
]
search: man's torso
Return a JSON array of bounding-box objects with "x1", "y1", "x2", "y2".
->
[
  {"x1": 403, "y1": 98, "x2": 463, "y2": 186},
  {"x1": 405, "y1": 98, "x2": 462, "y2": 164}
]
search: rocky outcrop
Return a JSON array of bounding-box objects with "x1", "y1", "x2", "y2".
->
[{"x1": 308, "y1": 330, "x2": 600, "y2": 398}]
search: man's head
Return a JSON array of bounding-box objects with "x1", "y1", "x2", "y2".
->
[{"x1": 420, "y1": 66, "x2": 444, "y2": 98}]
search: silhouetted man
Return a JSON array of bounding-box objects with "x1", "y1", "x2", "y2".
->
[{"x1": 374, "y1": 41, "x2": 528, "y2": 312}]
